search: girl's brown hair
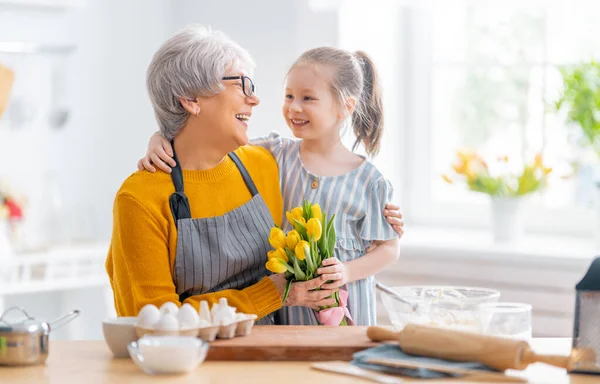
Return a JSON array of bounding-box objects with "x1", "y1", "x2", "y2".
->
[{"x1": 289, "y1": 47, "x2": 384, "y2": 157}]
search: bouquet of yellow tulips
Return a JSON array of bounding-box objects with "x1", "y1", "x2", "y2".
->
[
  {"x1": 266, "y1": 200, "x2": 350, "y2": 326},
  {"x1": 442, "y1": 150, "x2": 552, "y2": 197}
]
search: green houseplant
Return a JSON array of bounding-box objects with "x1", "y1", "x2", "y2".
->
[
  {"x1": 555, "y1": 61, "x2": 600, "y2": 161},
  {"x1": 555, "y1": 61, "x2": 600, "y2": 243}
]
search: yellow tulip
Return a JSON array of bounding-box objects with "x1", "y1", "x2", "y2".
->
[
  {"x1": 286, "y1": 230, "x2": 300, "y2": 250},
  {"x1": 533, "y1": 153, "x2": 544, "y2": 169},
  {"x1": 294, "y1": 217, "x2": 307, "y2": 228},
  {"x1": 465, "y1": 165, "x2": 477, "y2": 182},
  {"x1": 267, "y1": 248, "x2": 288, "y2": 262},
  {"x1": 456, "y1": 149, "x2": 475, "y2": 163},
  {"x1": 268, "y1": 227, "x2": 286, "y2": 249},
  {"x1": 294, "y1": 240, "x2": 310, "y2": 261},
  {"x1": 306, "y1": 218, "x2": 322, "y2": 241},
  {"x1": 265, "y1": 258, "x2": 287, "y2": 274},
  {"x1": 452, "y1": 162, "x2": 466, "y2": 175},
  {"x1": 311, "y1": 204, "x2": 322, "y2": 221},
  {"x1": 285, "y1": 207, "x2": 304, "y2": 225}
]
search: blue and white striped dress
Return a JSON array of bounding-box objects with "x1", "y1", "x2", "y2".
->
[{"x1": 251, "y1": 132, "x2": 397, "y2": 326}]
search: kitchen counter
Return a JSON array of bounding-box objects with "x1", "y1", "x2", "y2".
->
[{"x1": 1, "y1": 338, "x2": 597, "y2": 383}]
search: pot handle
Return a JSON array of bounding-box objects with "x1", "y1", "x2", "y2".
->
[
  {"x1": 0, "y1": 306, "x2": 35, "y2": 325},
  {"x1": 48, "y1": 310, "x2": 80, "y2": 331}
]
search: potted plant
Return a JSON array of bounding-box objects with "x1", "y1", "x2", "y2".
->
[
  {"x1": 554, "y1": 61, "x2": 600, "y2": 240},
  {"x1": 443, "y1": 150, "x2": 552, "y2": 242},
  {"x1": 555, "y1": 61, "x2": 600, "y2": 163}
]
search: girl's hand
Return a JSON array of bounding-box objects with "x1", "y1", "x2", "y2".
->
[
  {"x1": 318, "y1": 257, "x2": 349, "y2": 290},
  {"x1": 383, "y1": 202, "x2": 404, "y2": 238},
  {"x1": 137, "y1": 132, "x2": 176, "y2": 173}
]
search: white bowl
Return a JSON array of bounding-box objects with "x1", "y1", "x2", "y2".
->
[
  {"x1": 102, "y1": 317, "x2": 138, "y2": 358},
  {"x1": 128, "y1": 335, "x2": 209, "y2": 375}
]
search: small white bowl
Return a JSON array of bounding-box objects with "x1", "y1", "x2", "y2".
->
[
  {"x1": 128, "y1": 335, "x2": 209, "y2": 375},
  {"x1": 102, "y1": 317, "x2": 138, "y2": 358}
]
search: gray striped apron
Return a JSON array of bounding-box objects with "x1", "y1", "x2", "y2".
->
[{"x1": 169, "y1": 146, "x2": 275, "y2": 325}]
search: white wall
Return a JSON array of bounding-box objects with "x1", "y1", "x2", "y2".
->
[{"x1": 0, "y1": 0, "x2": 170, "y2": 248}]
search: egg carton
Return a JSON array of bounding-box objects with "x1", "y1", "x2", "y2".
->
[{"x1": 135, "y1": 313, "x2": 258, "y2": 341}]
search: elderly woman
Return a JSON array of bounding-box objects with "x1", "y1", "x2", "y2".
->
[{"x1": 105, "y1": 26, "x2": 342, "y2": 323}]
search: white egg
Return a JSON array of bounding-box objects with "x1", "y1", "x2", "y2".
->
[
  {"x1": 199, "y1": 301, "x2": 212, "y2": 324},
  {"x1": 136, "y1": 304, "x2": 160, "y2": 328},
  {"x1": 212, "y1": 298, "x2": 236, "y2": 325},
  {"x1": 154, "y1": 313, "x2": 179, "y2": 331},
  {"x1": 177, "y1": 304, "x2": 200, "y2": 329},
  {"x1": 159, "y1": 301, "x2": 179, "y2": 316}
]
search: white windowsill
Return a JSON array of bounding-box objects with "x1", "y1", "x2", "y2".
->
[{"x1": 400, "y1": 226, "x2": 598, "y2": 267}]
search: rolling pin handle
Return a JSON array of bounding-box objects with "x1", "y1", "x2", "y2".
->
[
  {"x1": 520, "y1": 348, "x2": 570, "y2": 370},
  {"x1": 367, "y1": 326, "x2": 399, "y2": 342}
]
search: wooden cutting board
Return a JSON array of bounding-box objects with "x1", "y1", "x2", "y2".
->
[{"x1": 206, "y1": 325, "x2": 378, "y2": 361}]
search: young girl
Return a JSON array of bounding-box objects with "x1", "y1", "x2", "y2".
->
[{"x1": 139, "y1": 47, "x2": 402, "y2": 326}]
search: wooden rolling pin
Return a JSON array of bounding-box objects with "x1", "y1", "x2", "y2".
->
[{"x1": 367, "y1": 325, "x2": 570, "y2": 371}]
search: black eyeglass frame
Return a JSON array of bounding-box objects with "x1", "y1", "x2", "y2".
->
[
  {"x1": 185, "y1": 75, "x2": 256, "y2": 103},
  {"x1": 222, "y1": 75, "x2": 255, "y2": 97}
]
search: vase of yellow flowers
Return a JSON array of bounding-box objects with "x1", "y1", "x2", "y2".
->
[
  {"x1": 265, "y1": 200, "x2": 352, "y2": 326},
  {"x1": 443, "y1": 150, "x2": 552, "y2": 243}
]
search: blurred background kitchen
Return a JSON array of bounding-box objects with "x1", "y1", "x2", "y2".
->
[{"x1": 0, "y1": 0, "x2": 598, "y2": 340}]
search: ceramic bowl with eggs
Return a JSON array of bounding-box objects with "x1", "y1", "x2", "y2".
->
[{"x1": 135, "y1": 298, "x2": 257, "y2": 341}]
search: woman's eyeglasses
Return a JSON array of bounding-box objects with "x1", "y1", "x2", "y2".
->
[
  {"x1": 185, "y1": 75, "x2": 256, "y2": 104},
  {"x1": 222, "y1": 75, "x2": 255, "y2": 97}
]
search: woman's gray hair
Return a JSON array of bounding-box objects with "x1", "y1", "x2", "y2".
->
[{"x1": 146, "y1": 25, "x2": 256, "y2": 140}]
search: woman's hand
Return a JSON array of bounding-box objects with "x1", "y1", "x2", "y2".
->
[
  {"x1": 383, "y1": 203, "x2": 404, "y2": 238},
  {"x1": 269, "y1": 274, "x2": 337, "y2": 310},
  {"x1": 317, "y1": 257, "x2": 349, "y2": 290},
  {"x1": 137, "y1": 132, "x2": 176, "y2": 173}
]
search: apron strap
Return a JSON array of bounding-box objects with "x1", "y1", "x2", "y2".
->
[
  {"x1": 228, "y1": 152, "x2": 258, "y2": 196},
  {"x1": 169, "y1": 145, "x2": 258, "y2": 223},
  {"x1": 169, "y1": 140, "x2": 192, "y2": 223}
]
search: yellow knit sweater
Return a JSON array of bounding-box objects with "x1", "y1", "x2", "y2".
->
[{"x1": 105, "y1": 145, "x2": 283, "y2": 318}]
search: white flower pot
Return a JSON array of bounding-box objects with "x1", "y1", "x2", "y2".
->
[{"x1": 490, "y1": 197, "x2": 524, "y2": 243}]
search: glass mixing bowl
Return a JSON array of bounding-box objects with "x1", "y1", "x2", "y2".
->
[{"x1": 379, "y1": 285, "x2": 501, "y2": 332}]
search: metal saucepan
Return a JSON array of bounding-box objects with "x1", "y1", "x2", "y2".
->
[{"x1": 0, "y1": 306, "x2": 80, "y2": 366}]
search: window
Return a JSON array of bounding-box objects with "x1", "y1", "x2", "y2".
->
[{"x1": 405, "y1": 1, "x2": 598, "y2": 236}]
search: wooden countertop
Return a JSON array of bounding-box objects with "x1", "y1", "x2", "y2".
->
[{"x1": 1, "y1": 338, "x2": 597, "y2": 383}]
